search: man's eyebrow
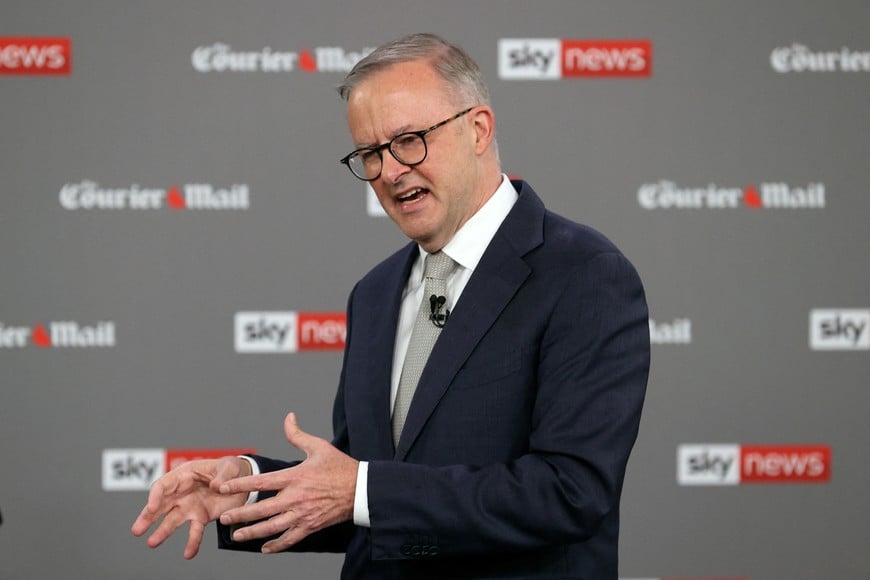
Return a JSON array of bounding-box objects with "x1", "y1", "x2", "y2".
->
[
  {"x1": 391, "y1": 124, "x2": 413, "y2": 137},
  {"x1": 355, "y1": 124, "x2": 414, "y2": 149}
]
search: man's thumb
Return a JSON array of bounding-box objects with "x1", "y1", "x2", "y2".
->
[{"x1": 284, "y1": 412, "x2": 312, "y2": 453}]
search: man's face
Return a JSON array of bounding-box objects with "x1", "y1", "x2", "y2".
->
[{"x1": 346, "y1": 59, "x2": 487, "y2": 253}]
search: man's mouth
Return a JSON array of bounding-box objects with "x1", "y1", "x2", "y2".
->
[{"x1": 397, "y1": 187, "x2": 428, "y2": 204}]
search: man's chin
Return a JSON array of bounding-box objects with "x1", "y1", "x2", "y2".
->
[{"x1": 394, "y1": 215, "x2": 431, "y2": 240}]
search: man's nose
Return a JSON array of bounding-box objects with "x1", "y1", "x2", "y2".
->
[{"x1": 381, "y1": 150, "x2": 411, "y2": 184}]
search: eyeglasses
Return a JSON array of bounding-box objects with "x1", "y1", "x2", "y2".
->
[{"x1": 339, "y1": 106, "x2": 476, "y2": 181}]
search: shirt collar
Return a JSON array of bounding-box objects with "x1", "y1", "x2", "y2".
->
[{"x1": 412, "y1": 174, "x2": 519, "y2": 281}]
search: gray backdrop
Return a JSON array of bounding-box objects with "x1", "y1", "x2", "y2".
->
[{"x1": 2, "y1": 1, "x2": 869, "y2": 578}]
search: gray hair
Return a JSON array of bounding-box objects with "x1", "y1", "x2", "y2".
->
[{"x1": 337, "y1": 33, "x2": 491, "y2": 107}]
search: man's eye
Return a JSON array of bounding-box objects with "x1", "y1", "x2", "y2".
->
[
  {"x1": 394, "y1": 135, "x2": 418, "y2": 147},
  {"x1": 360, "y1": 150, "x2": 379, "y2": 163}
]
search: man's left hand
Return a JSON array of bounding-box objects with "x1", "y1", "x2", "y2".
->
[{"x1": 217, "y1": 412, "x2": 359, "y2": 553}]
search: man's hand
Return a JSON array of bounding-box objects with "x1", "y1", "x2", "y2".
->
[
  {"x1": 217, "y1": 412, "x2": 359, "y2": 553},
  {"x1": 130, "y1": 456, "x2": 252, "y2": 559}
]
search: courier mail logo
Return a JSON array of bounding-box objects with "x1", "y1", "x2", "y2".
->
[
  {"x1": 638, "y1": 181, "x2": 826, "y2": 210},
  {"x1": 0, "y1": 37, "x2": 71, "y2": 75},
  {"x1": 235, "y1": 311, "x2": 346, "y2": 353},
  {"x1": 771, "y1": 43, "x2": 870, "y2": 73},
  {"x1": 192, "y1": 43, "x2": 374, "y2": 73},
  {"x1": 59, "y1": 181, "x2": 250, "y2": 211},
  {"x1": 102, "y1": 448, "x2": 256, "y2": 491},
  {"x1": 0, "y1": 320, "x2": 115, "y2": 348},
  {"x1": 499, "y1": 39, "x2": 652, "y2": 79},
  {"x1": 678, "y1": 444, "x2": 831, "y2": 486},
  {"x1": 810, "y1": 309, "x2": 870, "y2": 350}
]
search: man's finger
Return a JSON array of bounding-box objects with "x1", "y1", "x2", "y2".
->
[
  {"x1": 231, "y1": 510, "x2": 296, "y2": 544},
  {"x1": 209, "y1": 456, "x2": 246, "y2": 492},
  {"x1": 262, "y1": 525, "x2": 310, "y2": 554},
  {"x1": 147, "y1": 506, "x2": 188, "y2": 549},
  {"x1": 144, "y1": 479, "x2": 170, "y2": 514},
  {"x1": 184, "y1": 520, "x2": 205, "y2": 560},
  {"x1": 283, "y1": 412, "x2": 318, "y2": 455},
  {"x1": 220, "y1": 495, "x2": 285, "y2": 526},
  {"x1": 131, "y1": 478, "x2": 176, "y2": 537},
  {"x1": 131, "y1": 504, "x2": 160, "y2": 537},
  {"x1": 219, "y1": 469, "x2": 289, "y2": 495}
]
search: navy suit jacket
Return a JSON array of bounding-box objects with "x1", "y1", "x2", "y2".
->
[{"x1": 219, "y1": 180, "x2": 650, "y2": 579}]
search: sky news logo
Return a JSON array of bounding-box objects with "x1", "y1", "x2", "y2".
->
[
  {"x1": 678, "y1": 444, "x2": 831, "y2": 486},
  {"x1": 0, "y1": 37, "x2": 71, "y2": 75},
  {"x1": 59, "y1": 181, "x2": 250, "y2": 211},
  {"x1": 810, "y1": 309, "x2": 869, "y2": 350},
  {"x1": 234, "y1": 311, "x2": 346, "y2": 353},
  {"x1": 102, "y1": 448, "x2": 256, "y2": 491},
  {"x1": 0, "y1": 321, "x2": 115, "y2": 348},
  {"x1": 192, "y1": 43, "x2": 374, "y2": 73},
  {"x1": 638, "y1": 181, "x2": 825, "y2": 210},
  {"x1": 498, "y1": 39, "x2": 652, "y2": 80}
]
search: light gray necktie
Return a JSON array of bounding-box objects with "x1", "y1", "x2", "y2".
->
[{"x1": 392, "y1": 251, "x2": 456, "y2": 446}]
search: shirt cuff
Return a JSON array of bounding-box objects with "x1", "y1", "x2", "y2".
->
[
  {"x1": 353, "y1": 461, "x2": 371, "y2": 527},
  {"x1": 238, "y1": 455, "x2": 260, "y2": 505}
]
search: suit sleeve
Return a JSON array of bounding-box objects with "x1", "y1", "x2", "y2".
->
[{"x1": 365, "y1": 251, "x2": 649, "y2": 559}]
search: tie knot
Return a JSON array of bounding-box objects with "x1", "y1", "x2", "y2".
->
[{"x1": 424, "y1": 251, "x2": 455, "y2": 281}]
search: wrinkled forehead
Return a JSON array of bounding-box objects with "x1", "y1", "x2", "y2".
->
[
  {"x1": 345, "y1": 62, "x2": 456, "y2": 143},
  {"x1": 349, "y1": 57, "x2": 448, "y2": 95}
]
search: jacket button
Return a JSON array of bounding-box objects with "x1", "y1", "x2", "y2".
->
[{"x1": 401, "y1": 542, "x2": 439, "y2": 557}]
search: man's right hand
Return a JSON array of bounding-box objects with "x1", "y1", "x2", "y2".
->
[{"x1": 130, "y1": 456, "x2": 252, "y2": 559}]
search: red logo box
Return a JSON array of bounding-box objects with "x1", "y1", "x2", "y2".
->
[
  {"x1": 561, "y1": 40, "x2": 652, "y2": 77},
  {"x1": 0, "y1": 37, "x2": 71, "y2": 75},
  {"x1": 740, "y1": 444, "x2": 831, "y2": 483},
  {"x1": 297, "y1": 312, "x2": 347, "y2": 351},
  {"x1": 165, "y1": 448, "x2": 257, "y2": 471}
]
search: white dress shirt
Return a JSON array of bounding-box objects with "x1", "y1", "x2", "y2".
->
[{"x1": 354, "y1": 175, "x2": 519, "y2": 526}]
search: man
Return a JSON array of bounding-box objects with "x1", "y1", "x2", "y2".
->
[{"x1": 132, "y1": 33, "x2": 649, "y2": 579}]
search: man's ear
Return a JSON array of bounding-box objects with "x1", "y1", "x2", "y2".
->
[{"x1": 470, "y1": 106, "x2": 496, "y2": 155}]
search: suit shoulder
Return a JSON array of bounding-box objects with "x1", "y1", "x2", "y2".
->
[
  {"x1": 534, "y1": 211, "x2": 646, "y2": 299},
  {"x1": 541, "y1": 210, "x2": 625, "y2": 261}
]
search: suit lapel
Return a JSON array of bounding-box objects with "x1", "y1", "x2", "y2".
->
[
  {"x1": 394, "y1": 182, "x2": 546, "y2": 459},
  {"x1": 350, "y1": 243, "x2": 417, "y2": 460}
]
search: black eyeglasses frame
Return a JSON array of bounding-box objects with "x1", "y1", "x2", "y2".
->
[{"x1": 339, "y1": 106, "x2": 477, "y2": 182}]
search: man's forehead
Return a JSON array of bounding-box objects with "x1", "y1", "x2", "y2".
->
[
  {"x1": 352, "y1": 60, "x2": 451, "y2": 102},
  {"x1": 347, "y1": 78, "x2": 453, "y2": 141},
  {"x1": 346, "y1": 106, "x2": 418, "y2": 146}
]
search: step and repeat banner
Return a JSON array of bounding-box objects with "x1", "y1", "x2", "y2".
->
[{"x1": 2, "y1": 1, "x2": 868, "y2": 578}]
